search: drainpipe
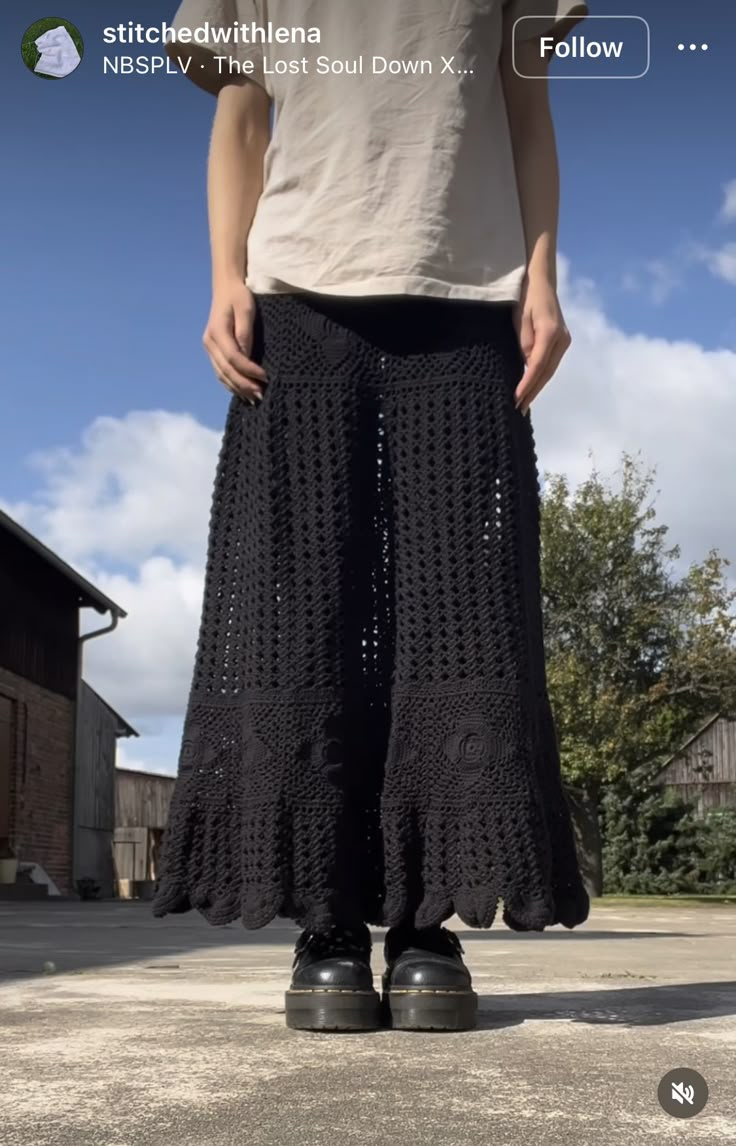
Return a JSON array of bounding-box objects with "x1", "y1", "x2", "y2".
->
[{"x1": 71, "y1": 608, "x2": 123, "y2": 893}]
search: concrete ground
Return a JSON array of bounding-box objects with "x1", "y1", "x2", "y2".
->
[{"x1": 0, "y1": 900, "x2": 734, "y2": 1146}]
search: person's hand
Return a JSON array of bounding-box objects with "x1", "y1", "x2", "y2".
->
[
  {"x1": 512, "y1": 274, "x2": 571, "y2": 416},
  {"x1": 203, "y1": 279, "x2": 267, "y2": 405}
]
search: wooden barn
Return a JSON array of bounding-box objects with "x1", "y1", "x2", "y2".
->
[
  {"x1": 0, "y1": 507, "x2": 135, "y2": 899},
  {"x1": 75, "y1": 683, "x2": 138, "y2": 897},
  {"x1": 114, "y1": 767, "x2": 175, "y2": 899},
  {"x1": 654, "y1": 712, "x2": 736, "y2": 817}
]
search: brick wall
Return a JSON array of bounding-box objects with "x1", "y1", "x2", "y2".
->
[{"x1": 0, "y1": 666, "x2": 75, "y2": 895}]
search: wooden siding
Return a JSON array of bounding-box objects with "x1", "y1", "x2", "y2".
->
[
  {"x1": 75, "y1": 682, "x2": 117, "y2": 832},
  {"x1": 73, "y1": 682, "x2": 120, "y2": 895},
  {"x1": 0, "y1": 529, "x2": 79, "y2": 698},
  {"x1": 657, "y1": 716, "x2": 736, "y2": 817},
  {"x1": 113, "y1": 827, "x2": 149, "y2": 882},
  {"x1": 115, "y1": 768, "x2": 175, "y2": 831}
]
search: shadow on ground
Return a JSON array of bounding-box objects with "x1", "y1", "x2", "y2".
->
[
  {"x1": 2, "y1": 900, "x2": 736, "y2": 1030},
  {"x1": 472, "y1": 980, "x2": 736, "y2": 1030},
  {"x1": 0, "y1": 898, "x2": 703, "y2": 980}
]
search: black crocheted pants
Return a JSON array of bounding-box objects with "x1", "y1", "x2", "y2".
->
[{"x1": 151, "y1": 291, "x2": 590, "y2": 934}]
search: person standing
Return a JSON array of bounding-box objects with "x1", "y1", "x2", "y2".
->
[{"x1": 152, "y1": 0, "x2": 591, "y2": 1033}]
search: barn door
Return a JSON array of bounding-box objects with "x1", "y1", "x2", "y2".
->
[{"x1": 112, "y1": 826, "x2": 149, "y2": 896}]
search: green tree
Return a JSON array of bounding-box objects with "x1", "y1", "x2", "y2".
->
[
  {"x1": 695, "y1": 808, "x2": 736, "y2": 890},
  {"x1": 600, "y1": 776, "x2": 705, "y2": 894},
  {"x1": 540, "y1": 450, "x2": 736, "y2": 894}
]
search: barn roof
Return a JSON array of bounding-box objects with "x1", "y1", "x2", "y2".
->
[
  {"x1": 653, "y1": 711, "x2": 723, "y2": 775},
  {"x1": 82, "y1": 680, "x2": 138, "y2": 738},
  {"x1": 0, "y1": 506, "x2": 126, "y2": 618},
  {"x1": 115, "y1": 767, "x2": 175, "y2": 782}
]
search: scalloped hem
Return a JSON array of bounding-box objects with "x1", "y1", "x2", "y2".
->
[
  {"x1": 378, "y1": 882, "x2": 590, "y2": 932},
  {"x1": 152, "y1": 878, "x2": 590, "y2": 933},
  {"x1": 151, "y1": 879, "x2": 382, "y2": 932}
]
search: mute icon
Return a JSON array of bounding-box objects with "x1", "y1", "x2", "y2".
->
[
  {"x1": 658, "y1": 1068, "x2": 708, "y2": 1118},
  {"x1": 671, "y1": 1081, "x2": 695, "y2": 1105}
]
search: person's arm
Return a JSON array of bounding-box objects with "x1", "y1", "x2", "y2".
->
[
  {"x1": 499, "y1": 9, "x2": 586, "y2": 414},
  {"x1": 202, "y1": 78, "x2": 271, "y2": 403},
  {"x1": 501, "y1": 34, "x2": 560, "y2": 290}
]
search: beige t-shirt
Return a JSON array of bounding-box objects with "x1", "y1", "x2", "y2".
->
[{"x1": 168, "y1": 0, "x2": 588, "y2": 302}]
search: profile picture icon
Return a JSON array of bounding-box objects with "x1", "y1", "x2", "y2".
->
[{"x1": 22, "y1": 17, "x2": 83, "y2": 79}]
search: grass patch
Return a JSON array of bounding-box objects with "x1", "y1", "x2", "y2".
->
[{"x1": 21, "y1": 16, "x2": 84, "y2": 79}]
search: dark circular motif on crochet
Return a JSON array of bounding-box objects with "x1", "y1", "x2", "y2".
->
[
  {"x1": 445, "y1": 716, "x2": 504, "y2": 775},
  {"x1": 296, "y1": 720, "x2": 347, "y2": 788}
]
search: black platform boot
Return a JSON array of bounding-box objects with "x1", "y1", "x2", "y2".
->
[
  {"x1": 381, "y1": 923, "x2": 478, "y2": 1031},
  {"x1": 284, "y1": 920, "x2": 382, "y2": 1031}
]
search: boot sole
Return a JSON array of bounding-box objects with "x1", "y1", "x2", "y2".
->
[
  {"x1": 382, "y1": 987, "x2": 478, "y2": 1031},
  {"x1": 285, "y1": 987, "x2": 382, "y2": 1031}
]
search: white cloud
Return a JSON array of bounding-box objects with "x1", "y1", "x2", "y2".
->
[
  {"x1": 116, "y1": 739, "x2": 178, "y2": 778},
  {"x1": 622, "y1": 181, "x2": 736, "y2": 296},
  {"x1": 698, "y1": 241, "x2": 736, "y2": 287},
  {"x1": 4, "y1": 262, "x2": 736, "y2": 774},
  {"x1": 1, "y1": 410, "x2": 221, "y2": 774},
  {"x1": 719, "y1": 178, "x2": 736, "y2": 222},
  {"x1": 81, "y1": 554, "x2": 206, "y2": 716},
  {"x1": 643, "y1": 258, "x2": 683, "y2": 304},
  {"x1": 689, "y1": 181, "x2": 736, "y2": 284},
  {"x1": 540, "y1": 258, "x2": 736, "y2": 571},
  {"x1": 620, "y1": 255, "x2": 684, "y2": 305},
  {"x1": 116, "y1": 742, "x2": 151, "y2": 774},
  {"x1": 11, "y1": 410, "x2": 221, "y2": 566}
]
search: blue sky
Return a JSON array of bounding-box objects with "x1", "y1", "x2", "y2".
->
[{"x1": 1, "y1": 0, "x2": 735, "y2": 773}]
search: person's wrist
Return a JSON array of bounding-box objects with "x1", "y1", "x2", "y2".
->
[
  {"x1": 525, "y1": 249, "x2": 557, "y2": 290},
  {"x1": 524, "y1": 267, "x2": 556, "y2": 292},
  {"x1": 212, "y1": 269, "x2": 248, "y2": 293}
]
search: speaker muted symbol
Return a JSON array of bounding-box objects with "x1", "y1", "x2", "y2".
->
[{"x1": 657, "y1": 1068, "x2": 709, "y2": 1118}]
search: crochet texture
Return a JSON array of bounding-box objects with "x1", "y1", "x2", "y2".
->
[{"x1": 151, "y1": 292, "x2": 590, "y2": 933}]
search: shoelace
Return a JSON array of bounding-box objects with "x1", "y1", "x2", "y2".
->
[{"x1": 292, "y1": 922, "x2": 369, "y2": 967}]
